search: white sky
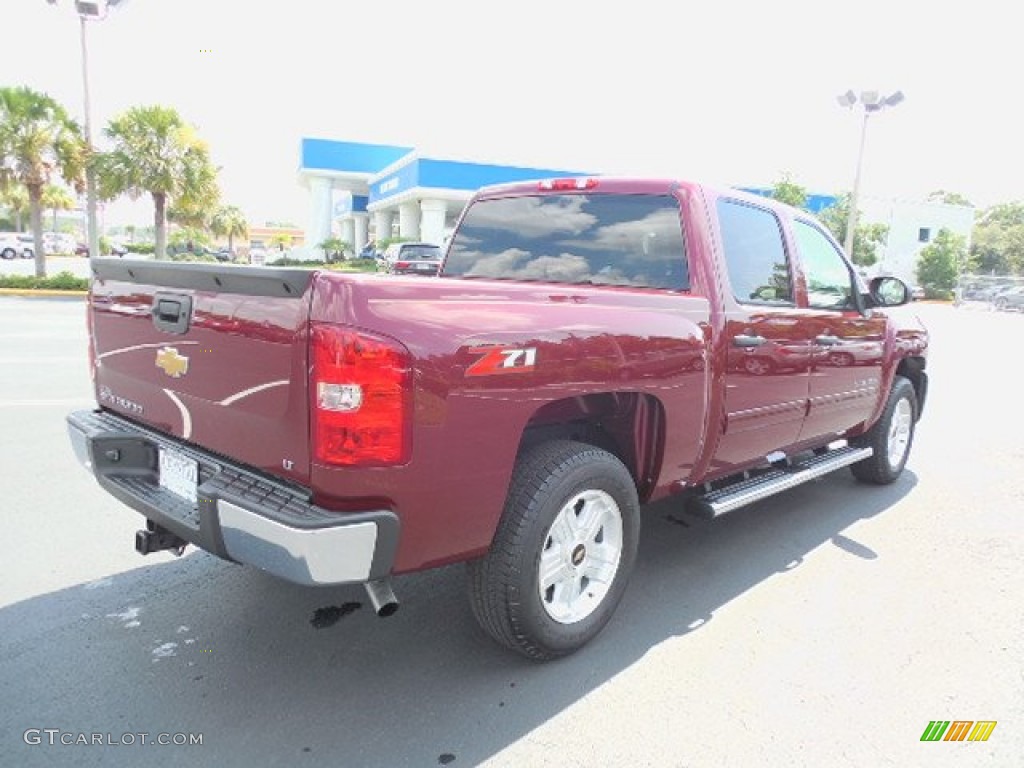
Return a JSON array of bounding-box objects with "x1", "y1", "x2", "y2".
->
[{"x1": 4, "y1": 0, "x2": 1020, "y2": 227}]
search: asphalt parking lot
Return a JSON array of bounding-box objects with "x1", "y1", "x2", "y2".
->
[{"x1": 0, "y1": 294, "x2": 1020, "y2": 767}]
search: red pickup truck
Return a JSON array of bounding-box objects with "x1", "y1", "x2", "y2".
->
[{"x1": 67, "y1": 177, "x2": 928, "y2": 659}]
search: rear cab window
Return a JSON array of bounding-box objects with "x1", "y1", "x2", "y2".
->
[{"x1": 442, "y1": 193, "x2": 688, "y2": 290}]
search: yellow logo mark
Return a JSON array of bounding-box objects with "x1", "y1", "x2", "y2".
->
[{"x1": 156, "y1": 347, "x2": 189, "y2": 378}]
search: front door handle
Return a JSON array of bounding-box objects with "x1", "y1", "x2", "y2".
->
[
  {"x1": 815, "y1": 335, "x2": 843, "y2": 346},
  {"x1": 733, "y1": 334, "x2": 767, "y2": 348}
]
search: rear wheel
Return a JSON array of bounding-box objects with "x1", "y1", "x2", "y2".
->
[
  {"x1": 1, "y1": 248, "x2": 15, "y2": 260},
  {"x1": 467, "y1": 440, "x2": 640, "y2": 660},
  {"x1": 850, "y1": 375, "x2": 917, "y2": 484}
]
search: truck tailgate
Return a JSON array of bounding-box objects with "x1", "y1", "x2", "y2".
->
[{"x1": 89, "y1": 260, "x2": 315, "y2": 485}]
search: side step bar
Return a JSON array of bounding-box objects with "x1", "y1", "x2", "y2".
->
[{"x1": 688, "y1": 444, "x2": 873, "y2": 518}]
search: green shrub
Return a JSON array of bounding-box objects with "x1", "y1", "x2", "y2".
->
[
  {"x1": 0, "y1": 270, "x2": 89, "y2": 291},
  {"x1": 167, "y1": 252, "x2": 218, "y2": 263}
]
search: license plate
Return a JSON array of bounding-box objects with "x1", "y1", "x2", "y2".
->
[
  {"x1": 159, "y1": 447, "x2": 198, "y2": 504},
  {"x1": 415, "y1": 263, "x2": 434, "y2": 271}
]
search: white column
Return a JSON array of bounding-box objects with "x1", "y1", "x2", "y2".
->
[
  {"x1": 398, "y1": 201, "x2": 421, "y2": 241},
  {"x1": 305, "y1": 176, "x2": 333, "y2": 257},
  {"x1": 373, "y1": 210, "x2": 393, "y2": 243},
  {"x1": 419, "y1": 199, "x2": 448, "y2": 246},
  {"x1": 340, "y1": 218, "x2": 355, "y2": 258},
  {"x1": 353, "y1": 213, "x2": 369, "y2": 255}
]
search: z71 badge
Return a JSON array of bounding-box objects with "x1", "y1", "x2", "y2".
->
[{"x1": 466, "y1": 346, "x2": 538, "y2": 377}]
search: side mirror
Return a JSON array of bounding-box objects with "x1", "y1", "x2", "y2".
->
[{"x1": 868, "y1": 276, "x2": 910, "y2": 307}]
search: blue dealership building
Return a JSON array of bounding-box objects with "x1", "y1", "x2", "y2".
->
[
  {"x1": 297, "y1": 137, "x2": 975, "y2": 289},
  {"x1": 299, "y1": 138, "x2": 585, "y2": 255}
]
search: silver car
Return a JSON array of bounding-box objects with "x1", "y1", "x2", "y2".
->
[{"x1": 0, "y1": 233, "x2": 34, "y2": 260}]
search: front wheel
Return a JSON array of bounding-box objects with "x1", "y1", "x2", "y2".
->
[
  {"x1": 467, "y1": 440, "x2": 640, "y2": 660},
  {"x1": 850, "y1": 375, "x2": 917, "y2": 484}
]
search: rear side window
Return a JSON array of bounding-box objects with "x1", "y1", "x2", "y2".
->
[
  {"x1": 442, "y1": 194, "x2": 688, "y2": 290},
  {"x1": 717, "y1": 199, "x2": 793, "y2": 305}
]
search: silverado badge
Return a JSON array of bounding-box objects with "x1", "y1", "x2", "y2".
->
[{"x1": 155, "y1": 347, "x2": 190, "y2": 378}]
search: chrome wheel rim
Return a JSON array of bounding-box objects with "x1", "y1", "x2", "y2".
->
[
  {"x1": 887, "y1": 398, "x2": 913, "y2": 469},
  {"x1": 538, "y1": 489, "x2": 623, "y2": 624}
]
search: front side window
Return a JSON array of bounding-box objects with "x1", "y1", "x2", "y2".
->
[
  {"x1": 717, "y1": 199, "x2": 793, "y2": 305},
  {"x1": 793, "y1": 220, "x2": 855, "y2": 310},
  {"x1": 442, "y1": 194, "x2": 688, "y2": 290}
]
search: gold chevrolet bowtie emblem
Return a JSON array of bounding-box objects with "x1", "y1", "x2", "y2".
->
[{"x1": 155, "y1": 347, "x2": 189, "y2": 378}]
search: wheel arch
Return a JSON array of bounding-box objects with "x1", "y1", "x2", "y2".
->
[
  {"x1": 517, "y1": 391, "x2": 666, "y2": 503},
  {"x1": 895, "y1": 355, "x2": 927, "y2": 419}
]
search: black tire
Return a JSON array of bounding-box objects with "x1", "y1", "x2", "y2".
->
[
  {"x1": 467, "y1": 440, "x2": 640, "y2": 660},
  {"x1": 22, "y1": 248, "x2": 34, "y2": 259},
  {"x1": 1, "y1": 248, "x2": 15, "y2": 260},
  {"x1": 850, "y1": 375, "x2": 917, "y2": 484}
]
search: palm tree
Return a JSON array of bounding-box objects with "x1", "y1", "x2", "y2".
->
[
  {"x1": 41, "y1": 184, "x2": 76, "y2": 232},
  {"x1": 210, "y1": 205, "x2": 248, "y2": 256},
  {"x1": 95, "y1": 105, "x2": 219, "y2": 259},
  {"x1": 0, "y1": 184, "x2": 29, "y2": 231},
  {"x1": 0, "y1": 87, "x2": 85, "y2": 277}
]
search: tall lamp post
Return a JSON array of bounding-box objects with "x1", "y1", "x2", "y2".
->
[
  {"x1": 836, "y1": 89, "x2": 905, "y2": 260},
  {"x1": 48, "y1": 0, "x2": 129, "y2": 260}
]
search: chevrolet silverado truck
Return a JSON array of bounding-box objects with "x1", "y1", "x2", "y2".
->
[{"x1": 67, "y1": 177, "x2": 928, "y2": 660}]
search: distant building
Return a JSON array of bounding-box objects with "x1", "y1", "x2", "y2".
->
[
  {"x1": 298, "y1": 138, "x2": 584, "y2": 257},
  {"x1": 298, "y1": 140, "x2": 975, "y2": 280},
  {"x1": 246, "y1": 225, "x2": 304, "y2": 251},
  {"x1": 860, "y1": 196, "x2": 975, "y2": 284}
]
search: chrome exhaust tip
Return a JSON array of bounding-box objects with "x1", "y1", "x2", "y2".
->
[{"x1": 364, "y1": 578, "x2": 399, "y2": 617}]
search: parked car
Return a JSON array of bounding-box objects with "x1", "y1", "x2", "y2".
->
[
  {"x1": 993, "y1": 286, "x2": 1024, "y2": 311},
  {"x1": 378, "y1": 241, "x2": 443, "y2": 275},
  {"x1": 909, "y1": 284, "x2": 925, "y2": 301},
  {"x1": 0, "y1": 233, "x2": 33, "y2": 259},
  {"x1": 359, "y1": 240, "x2": 380, "y2": 260}
]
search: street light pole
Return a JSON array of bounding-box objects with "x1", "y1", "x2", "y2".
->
[
  {"x1": 843, "y1": 109, "x2": 870, "y2": 259},
  {"x1": 836, "y1": 89, "x2": 905, "y2": 261},
  {"x1": 49, "y1": 0, "x2": 129, "y2": 258},
  {"x1": 79, "y1": 14, "x2": 100, "y2": 262}
]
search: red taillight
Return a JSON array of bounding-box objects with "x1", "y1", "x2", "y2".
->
[
  {"x1": 395, "y1": 261, "x2": 409, "y2": 269},
  {"x1": 539, "y1": 178, "x2": 598, "y2": 191},
  {"x1": 310, "y1": 323, "x2": 411, "y2": 466}
]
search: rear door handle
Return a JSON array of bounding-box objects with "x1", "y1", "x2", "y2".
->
[
  {"x1": 733, "y1": 334, "x2": 767, "y2": 348},
  {"x1": 815, "y1": 335, "x2": 843, "y2": 346}
]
